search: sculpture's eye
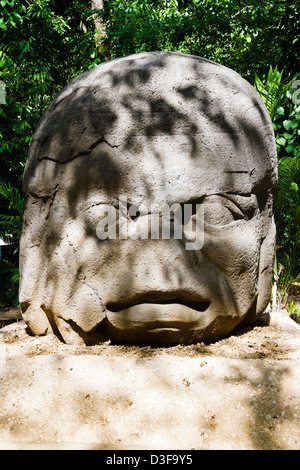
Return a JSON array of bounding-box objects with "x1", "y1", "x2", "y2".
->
[{"x1": 203, "y1": 194, "x2": 255, "y2": 227}]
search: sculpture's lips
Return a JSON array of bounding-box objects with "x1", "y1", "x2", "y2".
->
[
  {"x1": 105, "y1": 302, "x2": 210, "y2": 343},
  {"x1": 105, "y1": 294, "x2": 211, "y2": 343},
  {"x1": 106, "y1": 295, "x2": 210, "y2": 314},
  {"x1": 106, "y1": 296, "x2": 210, "y2": 331}
]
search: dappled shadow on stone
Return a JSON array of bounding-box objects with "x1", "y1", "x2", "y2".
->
[
  {"x1": 1, "y1": 312, "x2": 299, "y2": 449},
  {"x1": 0, "y1": 344, "x2": 299, "y2": 449},
  {"x1": 20, "y1": 51, "x2": 277, "y2": 347}
]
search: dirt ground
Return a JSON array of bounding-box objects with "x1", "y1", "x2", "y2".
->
[{"x1": 0, "y1": 308, "x2": 299, "y2": 450}]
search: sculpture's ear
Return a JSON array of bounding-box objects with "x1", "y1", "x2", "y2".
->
[
  {"x1": 240, "y1": 191, "x2": 276, "y2": 326},
  {"x1": 256, "y1": 213, "x2": 276, "y2": 315}
]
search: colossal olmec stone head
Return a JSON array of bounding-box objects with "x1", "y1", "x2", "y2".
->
[{"x1": 20, "y1": 52, "x2": 277, "y2": 345}]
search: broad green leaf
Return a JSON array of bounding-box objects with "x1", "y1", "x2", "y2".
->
[
  {"x1": 283, "y1": 120, "x2": 292, "y2": 130},
  {"x1": 285, "y1": 143, "x2": 295, "y2": 153},
  {"x1": 277, "y1": 137, "x2": 286, "y2": 146},
  {"x1": 277, "y1": 106, "x2": 285, "y2": 115}
]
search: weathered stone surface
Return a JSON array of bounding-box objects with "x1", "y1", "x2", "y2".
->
[{"x1": 19, "y1": 51, "x2": 277, "y2": 345}]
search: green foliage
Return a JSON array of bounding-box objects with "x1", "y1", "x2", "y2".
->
[
  {"x1": 287, "y1": 301, "x2": 300, "y2": 316},
  {"x1": 0, "y1": 181, "x2": 24, "y2": 305},
  {"x1": 94, "y1": 0, "x2": 299, "y2": 79},
  {"x1": 0, "y1": 181, "x2": 24, "y2": 252},
  {"x1": 0, "y1": 0, "x2": 99, "y2": 187},
  {"x1": 0, "y1": 181, "x2": 24, "y2": 219},
  {"x1": 254, "y1": 66, "x2": 285, "y2": 121},
  {"x1": 0, "y1": 259, "x2": 19, "y2": 305},
  {"x1": 254, "y1": 65, "x2": 300, "y2": 305}
]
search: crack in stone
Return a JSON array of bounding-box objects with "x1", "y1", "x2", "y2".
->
[
  {"x1": 37, "y1": 133, "x2": 120, "y2": 165},
  {"x1": 58, "y1": 233, "x2": 107, "y2": 315}
]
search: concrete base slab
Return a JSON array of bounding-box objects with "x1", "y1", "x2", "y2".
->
[
  {"x1": 0, "y1": 354, "x2": 299, "y2": 450},
  {"x1": 0, "y1": 310, "x2": 299, "y2": 450}
]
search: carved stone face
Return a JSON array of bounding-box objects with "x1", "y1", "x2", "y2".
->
[{"x1": 20, "y1": 52, "x2": 277, "y2": 345}]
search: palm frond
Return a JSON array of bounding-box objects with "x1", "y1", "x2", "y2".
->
[
  {"x1": 274, "y1": 157, "x2": 296, "y2": 216},
  {"x1": 0, "y1": 259, "x2": 15, "y2": 274},
  {"x1": 8, "y1": 267, "x2": 20, "y2": 287},
  {"x1": 0, "y1": 181, "x2": 24, "y2": 214},
  {"x1": 274, "y1": 155, "x2": 300, "y2": 221},
  {"x1": 254, "y1": 66, "x2": 284, "y2": 120}
]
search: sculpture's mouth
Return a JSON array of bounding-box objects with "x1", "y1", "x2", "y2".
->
[
  {"x1": 105, "y1": 293, "x2": 211, "y2": 340},
  {"x1": 106, "y1": 296, "x2": 210, "y2": 314}
]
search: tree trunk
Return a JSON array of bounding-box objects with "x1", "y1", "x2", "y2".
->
[{"x1": 92, "y1": 0, "x2": 107, "y2": 56}]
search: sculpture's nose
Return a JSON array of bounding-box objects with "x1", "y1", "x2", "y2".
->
[{"x1": 103, "y1": 237, "x2": 210, "y2": 307}]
